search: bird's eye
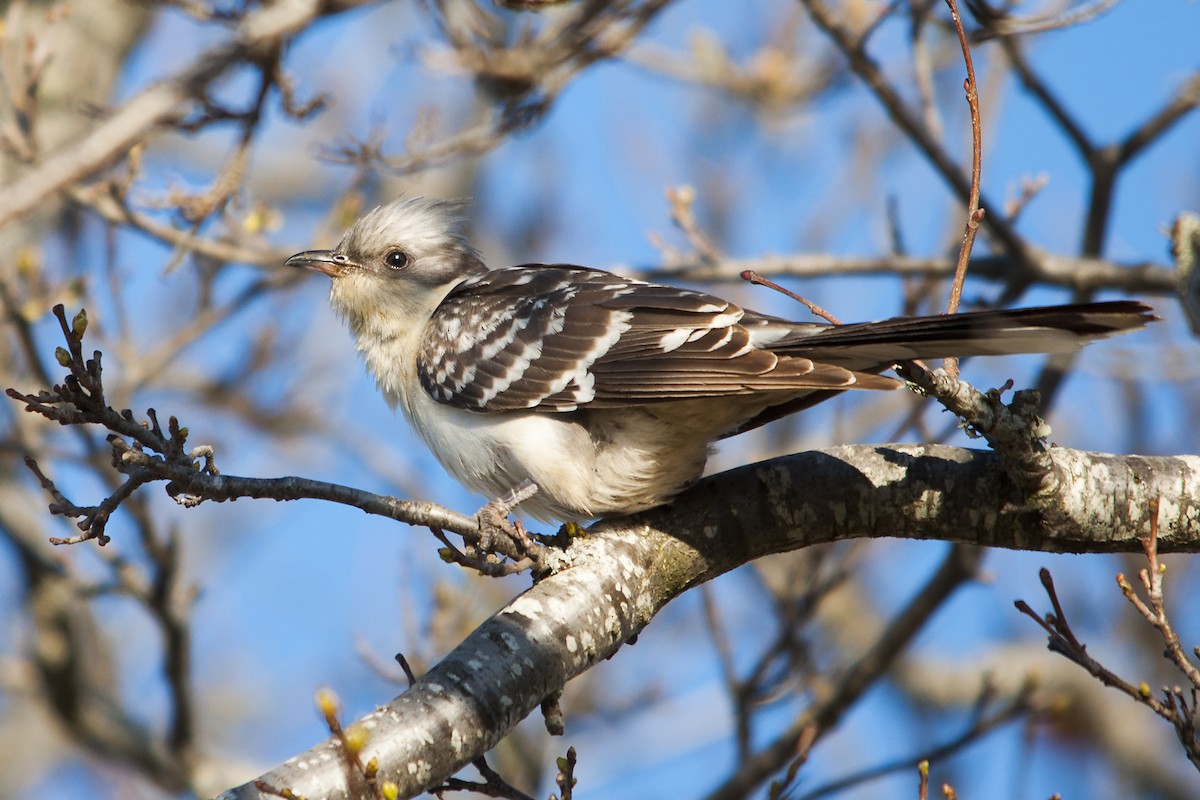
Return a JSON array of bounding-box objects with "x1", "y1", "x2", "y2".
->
[{"x1": 384, "y1": 250, "x2": 410, "y2": 270}]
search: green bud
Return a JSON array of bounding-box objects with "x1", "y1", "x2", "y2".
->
[
  {"x1": 55, "y1": 346, "x2": 71, "y2": 367},
  {"x1": 71, "y1": 308, "x2": 88, "y2": 339}
]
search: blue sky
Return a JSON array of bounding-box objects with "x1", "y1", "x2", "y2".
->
[{"x1": 7, "y1": 1, "x2": 1200, "y2": 799}]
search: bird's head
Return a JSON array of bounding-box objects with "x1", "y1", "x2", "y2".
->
[{"x1": 286, "y1": 196, "x2": 487, "y2": 327}]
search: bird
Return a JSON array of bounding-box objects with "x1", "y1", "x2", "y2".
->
[{"x1": 287, "y1": 197, "x2": 1155, "y2": 523}]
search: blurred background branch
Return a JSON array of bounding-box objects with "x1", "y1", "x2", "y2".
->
[{"x1": 1, "y1": 0, "x2": 1198, "y2": 799}]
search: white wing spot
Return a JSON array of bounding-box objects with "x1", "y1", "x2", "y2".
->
[
  {"x1": 571, "y1": 371, "x2": 596, "y2": 403},
  {"x1": 710, "y1": 309, "x2": 742, "y2": 327},
  {"x1": 478, "y1": 335, "x2": 546, "y2": 403},
  {"x1": 545, "y1": 309, "x2": 633, "y2": 398},
  {"x1": 659, "y1": 328, "x2": 691, "y2": 352}
]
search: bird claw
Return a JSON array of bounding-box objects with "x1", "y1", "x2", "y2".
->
[{"x1": 474, "y1": 479, "x2": 539, "y2": 556}]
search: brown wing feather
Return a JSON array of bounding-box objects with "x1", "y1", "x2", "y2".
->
[
  {"x1": 418, "y1": 265, "x2": 891, "y2": 412},
  {"x1": 418, "y1": 266, "x2": 1152, "y2": 415}
]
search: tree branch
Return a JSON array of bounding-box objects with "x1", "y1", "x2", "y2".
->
[
  {"x1": 799, "y1": 0, "x2": 1032, "y2": 270},
  {"x1": 216, "y1": 443, "x2": 1200, "y2": 800},
  {"x1": 0, "y1": 0, "x2": 374, "y2": 230},
  {"x1": 639, "y1": 252, "x2": 1178, "y2": 297}
]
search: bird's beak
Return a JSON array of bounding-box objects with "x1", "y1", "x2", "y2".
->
[{"x1": 285, "y1": 250, "x2": 353, "y2": 277}]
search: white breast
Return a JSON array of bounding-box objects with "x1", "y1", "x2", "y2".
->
[
  {"x1": 347, "y1": 299, "x2": 719, "y2": 521},
  {"x1": 402, "y1": 386, "x2": 596, "y2": 519},
  {"x1": 395, "y1": 382, "x2": 716, "y2": 522}
]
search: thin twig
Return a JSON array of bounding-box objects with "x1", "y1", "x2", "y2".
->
[
  {"x1": 6, "y1": 306, "x2": 503, "y2": 554},
  {"x1": 741, "y1": 270, "x2": 842, "y2": 324},
  {"x1": 703, "y1": 545, "x2": 982, "y2": 800},
  {"x1": 794, "y1": 687, "x2": 1031, "y2": 800},
  {"x1": 0, "y1": 0, "x2": 375, "y2": 230},
  {"x1": 941, "y1": 0, "x2": 984, "y2": 377},
  {"x1": 667, "y1": 186, "x2": 722, "y2": 264},
  {"x1": 800, "y1": 0, "x2": 1033, "y2": 275},
  {"x1": 1116, "y1": 498, "x2": 1200, "y2": 687},
  {"x1": 641, "y1": 252, "x2": 1176, "y2": 295},
  {"x1": 1016, "y1": 519, "x2": 1200, "y2": 770}
]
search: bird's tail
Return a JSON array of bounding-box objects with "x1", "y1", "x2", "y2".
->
[
  {"x1": 771, "y1": 300, "x2": 1157, "y2": 369},
  {"x1": 720, "y1": 300, "x2": 1156, "y2": 438}
]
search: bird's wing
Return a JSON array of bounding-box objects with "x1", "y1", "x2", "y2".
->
[{"x1": 416, "y1": 265, "x2": 886, "y2": 412}]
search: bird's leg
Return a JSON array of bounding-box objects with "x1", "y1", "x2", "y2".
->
[{"x1": 474, "y1": 479, "x2": 539, "y2": 556}]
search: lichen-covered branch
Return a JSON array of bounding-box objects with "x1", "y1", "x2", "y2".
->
[{"x1": 217, "y1": 442, "x2": 1200, "y2": 799}]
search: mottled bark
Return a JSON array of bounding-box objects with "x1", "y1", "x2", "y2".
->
[{"x1": 220, "y1": 443, "x2": 1200, "y2": 799}]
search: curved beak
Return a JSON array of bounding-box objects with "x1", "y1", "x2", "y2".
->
[{"x1": 285, "y1": 249, "x2": 353, "y2": 277}]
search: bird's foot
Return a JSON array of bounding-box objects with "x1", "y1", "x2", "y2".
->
[{"x1": 474, "y1": 479, "x2": 539, "y2": 558}]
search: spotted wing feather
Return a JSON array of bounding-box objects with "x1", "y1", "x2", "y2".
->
[{"x1": 417, "y1": 265, "x2": 865, "y2": 412}]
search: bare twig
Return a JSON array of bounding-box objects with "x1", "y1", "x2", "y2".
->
[
  {"x1": 741, "y1": 270, "x2": 842, "y2": 324},
  {"x1": 1116, "y1": 499, "x2": 1200, "y2": 689},
  {"x1": 1016, "y1": 506, "x2": 1200, "y2": 770},
  {"x1": 703, "y1": 545, "x2": 983, "y2": 800},
  {"x1": 625, "y1": 28, "x2": 845, "y2": 113},
  {"x1": 941, "y1": 0, "x2": 984, "y2": 377},
  {"x1": 667, "y1": 185, "x2": 722, "y2": 264},
  {"x1": 0, "y1": 0, "x2": 375, "y2": 230},
  {"x1": 1003, "y1": 173, "x2": 1048, "y2": 223},
  {"x1": 793, "y1": 684, "x2": 1032, "y2": 800},
  {"x1": 1117, "y1": 70, "x2": 1200, "y2": 166},
  {"x1": 908, "y1": 0, "x2": 944, "y2": 142},
  {"x1": 5, "y1": 306, "x2": 505, "y2": 554},
  {"x1": 1000, "y1": 38, "x2": 1094, "y2": 163},
  {"x1": 640, "y1": 252, "x2": 1177, "y2": 296},
  {"x1": 433, "y1": 757, "x2": 538, "y2": 800},
  {"x1": 335, "y1": 0, "x2": 672, "y2": 176},
  {"x1": 395, "y1": 653, "x2": 418, "y2": 688},
  {"x1": 800, "y1": 0, "x2": 1033, "y2": 275},
  {"x1": 966, "y1": 0, "x2": 1121, "y2": 41}
]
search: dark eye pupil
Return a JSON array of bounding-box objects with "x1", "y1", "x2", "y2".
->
[{"x1": 385, "y1": 250, "x2": 408, "y2": 269}]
